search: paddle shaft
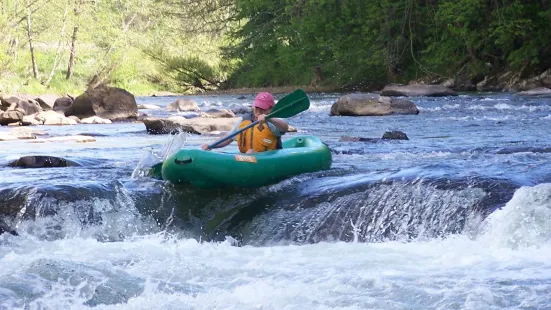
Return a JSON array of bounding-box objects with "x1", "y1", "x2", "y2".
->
[{"x1": 207, "y1": 98, "x2": 300, "y2": 149}]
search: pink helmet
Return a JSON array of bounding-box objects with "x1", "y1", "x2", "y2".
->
[{"x1": 253, "y1": 92, "x2": 275, "y2": 110}]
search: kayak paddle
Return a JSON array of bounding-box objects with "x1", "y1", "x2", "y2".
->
[{"x1": 207, "y1": 88, "x2": 310, "y2": 149}]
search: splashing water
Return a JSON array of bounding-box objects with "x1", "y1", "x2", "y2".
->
[{"x1": 131, "y1": 132, "x2": 187, "y2": 178}]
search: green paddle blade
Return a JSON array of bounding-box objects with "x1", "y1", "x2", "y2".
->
[{"x1": 268, "y1": 89, "x2": 310, "y2": 119}]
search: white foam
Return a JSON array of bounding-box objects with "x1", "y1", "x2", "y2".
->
[
  {"x1": 2, "y1": 234, "x2": 550, "y2": 309},
  {"x1": 479, "y1": 183, "x2": 551, "y2": 249}
]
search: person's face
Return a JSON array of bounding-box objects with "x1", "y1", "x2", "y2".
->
[{"x1": 253, "y1": 106, "x2": 272, "y2": 118}]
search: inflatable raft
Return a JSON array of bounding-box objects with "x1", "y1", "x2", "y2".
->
[{"x1": 159, "y1": 135, "x2": 332, "y2": 188}]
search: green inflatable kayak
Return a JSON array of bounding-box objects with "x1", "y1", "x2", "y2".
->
[{"x1": 159, "y1": 135, "x2": 332, "y2": 188}]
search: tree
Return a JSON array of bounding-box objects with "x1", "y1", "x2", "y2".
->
[
  {"x1": 25, "y1": 0, "x2": 38, "y2": 79},
  {"x1": 66, "y1": 0, "x2": 84, "y2": 80},
  {"x1": 43, "y1": 0, "x2": 68, "y2": 85}
]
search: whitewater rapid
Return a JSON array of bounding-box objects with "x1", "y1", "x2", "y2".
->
[{"x1": 1, "y1": 183, "x2": 551, "y2": 309}]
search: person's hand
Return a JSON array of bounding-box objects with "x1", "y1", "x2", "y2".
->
[
  {"x1": 201, "y1": 144, "x2": 210, "y2": 151},
  {"x1": 257, "y1": 114, "x2": 267, "y2": 123},
  {"x1": 246, "y1": 149, "x2": 255, "y2": 154}
]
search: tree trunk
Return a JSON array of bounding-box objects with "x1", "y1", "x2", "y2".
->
[
  {"x1": 66, "y1": 2, "x2": 81, "y2": 80},
  {"x1": 44, "y1": 1, "x2": 68, "y2": 85},
  {"x1": 66, "y1": 25, "x2": 78, "y2": 80},
  {"x1": 25, "y1": 0, "x2": 38, "y2": 79},
  {"x1": 384, "y1": 5, "x2": 398, "y2": 83}
]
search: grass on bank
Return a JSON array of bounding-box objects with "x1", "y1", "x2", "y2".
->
[{"x1": 0, "y1": 46, "x2": 179, "y2": 96}]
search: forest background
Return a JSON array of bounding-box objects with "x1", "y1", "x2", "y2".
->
[{"x1": 1, "y1": 0, "x2": 550, "y2": 95}]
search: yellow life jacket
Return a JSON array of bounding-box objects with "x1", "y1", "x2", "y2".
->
[{"x1": 235, "y1": 119, "x2": 281, "y2": 153}]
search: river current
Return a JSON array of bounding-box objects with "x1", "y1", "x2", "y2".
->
[{"x1": 0, "y1": 92, "x2": 550, "y2": 309}]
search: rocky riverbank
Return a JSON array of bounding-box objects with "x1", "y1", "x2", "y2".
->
[{"x1": 2, "y1": 82, "x2": 550, "y2": 142}]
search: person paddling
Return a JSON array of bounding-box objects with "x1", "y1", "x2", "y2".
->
[{"x1": 201, "y1": 92, "x2": 289, "y2": 154}]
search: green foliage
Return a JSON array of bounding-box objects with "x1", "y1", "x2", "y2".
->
[
  {"x1": 227, "y1": 0, "x2": 551, "y2": 89},
  {"x1": 420, "y1": 0, "x2": 551, "y2": 80},
  {"x1": 226, "y1": 0, "x2": 431, "y2": 89},
  {"x1": 0, "y1": 0, "x2": 229, "y2": 95},
  {"x1": 1, "y1": 0, "x2": 550, "y2": 94}
]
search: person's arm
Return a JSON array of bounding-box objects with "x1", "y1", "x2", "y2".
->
[
  {"x1": 202, "y1": 137, "x2": 232, "y2": 150},
  {"x1": 201, "y1": 117, "x2": 242, "y2": 150},
  {"x1": 266, "y1": 117, "x2": 289, "y2": 133}
]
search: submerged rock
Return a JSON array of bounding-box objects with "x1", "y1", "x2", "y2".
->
[
  {"x1": 339, "y1": 135, "x2": 378, "y2": 142},
  {"x1": 8, "y1": 156, "x2": 80, "y2": 168},
  {"x1": 29, "y1": 135, "x2": 96, "y2": 143},
  {"x1": 0, "y1": 219, "x2": 17, "y2": 236},
  {"x1": 137, "y1": 104, "x2": 161, "y2": 110},
  {"x1": 80, "y1": 116, "x2": 112, "y2": 124},
  {"x1": 382, "y1": 130, "x2": 409, "y2": 140},
  {"x1": 339, "y1": 130, "x2": 409, "y2": 142},
  {"x1": 0, "y1": 127, "x2": 46, "y2": 141}
]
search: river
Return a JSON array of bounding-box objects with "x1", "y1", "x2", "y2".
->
[{"x1": 1, "y1": 92, "x2": 550, "y2": 309}]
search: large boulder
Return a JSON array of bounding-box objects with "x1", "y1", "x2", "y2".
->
[
  {"x1": 476, "y1": 76, "x2": 502, "y2": 92},
  {"x1": 0, "y1": 110, "x2": 24, "y2": 125},
  {"x1": 66, "y1": 85, "x2": 137, "y2": 120},
  {"x1": 53, "y1": 96, "x2": 74, "y2": 114},
  {"x1": 36, "y1": 94, "x2": 59, "y2": 110},
  {"x1": 143, "y1": 116, "x2": 240, "y2": 135},
  {"x1": 166, "y1": 98, "x2": 199, "y2": 112},
  {"x1": 474, "y1": 68, "x2": 551, "y2": 92},
  {"x1": 516, "y1": 87, "x2": 551, "y2": 97},
  {"x1": 330, "y1": 93, "x2": 419, "y2": 116},
  {"x1": 22, "y1": 110, "x2": 77, "y2": 126},
  {"x1": 21, "y1": 114, "x2": 43, "y2": 125},
  {"x1": 516, "y1": 68, "x2": 551, "y2": 91},
  {"x1": 230, "y1": 105, "x2": 253, "y2": 116},
  {"x1": 199, "y1": 109, "x2": 236, "y2": 118},
  {"x1": 441, "y1": 74, "x2": 476, "y2": 91},
  {"x1": 381, "y1": 84, "x2": 457, "y2": 97},
  {"x1": 1, "y1": 96, "x2": 42, "y2": 114}
]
